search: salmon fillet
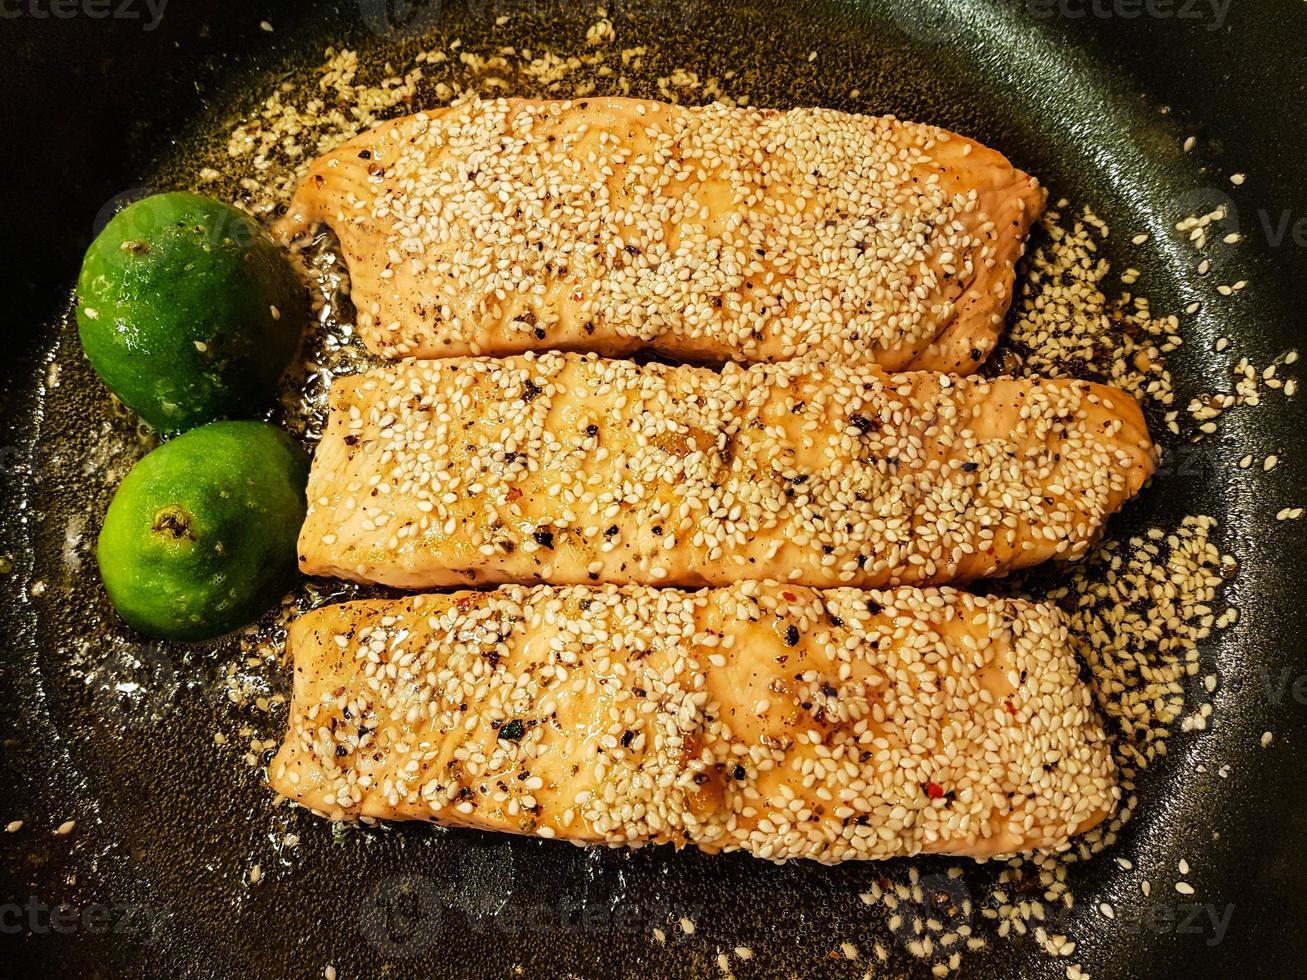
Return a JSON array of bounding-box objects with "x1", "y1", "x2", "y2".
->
[
  {"x1": 298, "y1": 352, "x2": 1155, "y2": 589},
  {"x1": 275, "y1": 98, "x2": 1043, "y2": 371},
  {"x1": 269, "y1": 583, "x2": 1117, "y2": 862}
]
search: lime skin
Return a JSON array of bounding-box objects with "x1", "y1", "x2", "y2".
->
[
  {"x1": 76, "y1": 191, "x2": 306, "y2": 433},
  {"x1": 97, "y1": 421, "x2": 309, "y2": 641}
]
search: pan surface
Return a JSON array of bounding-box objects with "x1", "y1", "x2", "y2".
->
[{"x1": 3, "y1": 2, "x2": 1307, "y2": 978}]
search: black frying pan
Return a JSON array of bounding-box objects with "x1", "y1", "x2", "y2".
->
[{"x1": 3, "y1": 1, "x2": 1307, "y2": 977}]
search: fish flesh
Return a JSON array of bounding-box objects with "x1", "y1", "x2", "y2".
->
[
  {"x1": 275, "y1": 98, "x2": 1043, "y2": 371},
  {"x1": 297, "y1": 352, "x2": 1155, "y2": 589},
  {"x1": 268, "y1": 583, "x2": 1117, "y2": 862}
]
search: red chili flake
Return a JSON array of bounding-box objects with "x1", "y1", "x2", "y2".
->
[
  {"x1": 926, "y1": 782, "x2": 944, "y2": 799},
  {"x1": 1004, "y1": 698, "x2": 1017, "y2": 715},
  {"x1": 455, "y1": 596, "x2": 473, "y2": 613},
  {"x1": 782, "y1": 591, "x2": 797, "y2": 602}
]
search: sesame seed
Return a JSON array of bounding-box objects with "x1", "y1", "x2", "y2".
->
[
  {"x1": 268, "y1": 582, "x2": 1118, "y2": 862},
  {"x1": 300, "y1": 353, "x2": 1153, "y2": 591},
  {"x1": 276, "y1": 98, "x2": 1042, "y2": 373}
]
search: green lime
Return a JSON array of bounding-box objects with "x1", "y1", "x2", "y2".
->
[
  {"x1": 76, "y1": 191, "x2": 306, "y2": 432},
  {"x1": 97, "y1": 421, "x2": 308, "y2": 641}
]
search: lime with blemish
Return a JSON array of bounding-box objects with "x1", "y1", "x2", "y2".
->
[
  {"x1": 97, "y1": 421, "x2": 308, "y2": 641},
  {"x1": 76, "y1": 191, "x2": 306, "y2": 432}
]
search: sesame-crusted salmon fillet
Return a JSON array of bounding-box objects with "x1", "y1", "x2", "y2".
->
[
  {"x1": 298, "y1": 352, "x2": 1155, "y2": 589},
  {"x1": 268, "y1": 583, "x2": 1117, "y2": 862},
  {"x1": 274, "y1": 97, "x2": 1043, "y2": 371}
]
